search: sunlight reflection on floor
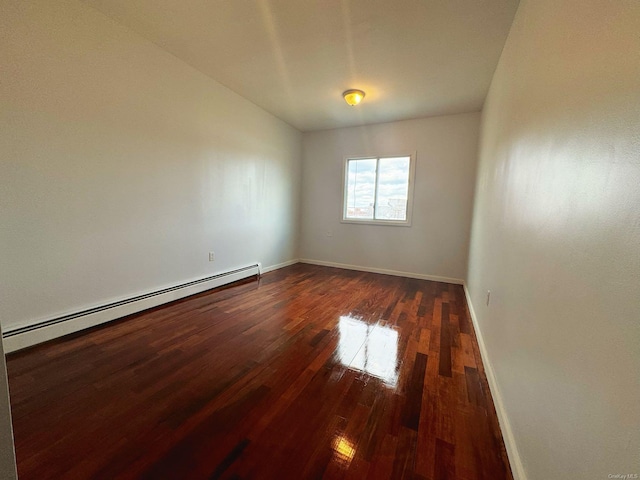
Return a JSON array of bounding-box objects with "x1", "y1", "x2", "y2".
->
[{"x1": 337, "y1": 316, "x2": 399, "y2": 387}]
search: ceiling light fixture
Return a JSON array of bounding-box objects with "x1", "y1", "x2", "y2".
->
[{"x1": 343, "y1": 89, "x2": 365, "y2": 106}]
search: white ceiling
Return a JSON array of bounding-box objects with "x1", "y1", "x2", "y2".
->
[{"x1": 83, "y1": 0, "x2": 519, "y2": 132}]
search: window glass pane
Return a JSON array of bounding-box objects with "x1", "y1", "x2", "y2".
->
[
  {"x1": 345, "y1": 158, "x2": 376, "y2": 219},
  {"x1": 375, "y1": 156, "x2": 410, "y2": 221}
]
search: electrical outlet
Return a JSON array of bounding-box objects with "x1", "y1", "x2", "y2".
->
[
  {"x1": 486, "y1": 290, "x2": 491, "y2": 306},
  {"x1": 209, "y1": 252, "x2": 215, "y2": 262}
]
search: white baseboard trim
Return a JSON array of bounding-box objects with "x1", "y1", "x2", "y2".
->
[
  {"x1": 299, "y1": 258, "x2": 464, "y2": 285},
  {"x1": 3, "y1": 265, "x2": 260, "y2": 353},
  {"x1": 463, "y1": 284, "x2": 526, "y2": 480},
  {"x1": 260, "y1": 258, "x2": 300, "y2": 274}
]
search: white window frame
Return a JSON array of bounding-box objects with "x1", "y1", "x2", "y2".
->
[{"x1": 341, "y1": 153, "x2": 416, "y2": 227}]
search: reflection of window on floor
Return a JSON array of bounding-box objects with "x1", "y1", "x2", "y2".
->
[{"x1": 337, "y1": 316, "x2": 399, "y2": 387}]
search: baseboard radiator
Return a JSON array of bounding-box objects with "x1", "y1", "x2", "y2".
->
[{"x1": 2, "y1": 264, "x2": 260, "y2": 353}]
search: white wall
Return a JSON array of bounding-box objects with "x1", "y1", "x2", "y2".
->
[
  {"x1": 467, "y1": 1, "x2": 640, "y2": 479},
  {"x1": 300, "y1": 113, "x2": 480, "y2": 283},
  {"x1": 0, "y1": 0, "x2": 302, "y2": 332}
]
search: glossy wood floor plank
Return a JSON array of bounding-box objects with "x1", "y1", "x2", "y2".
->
[{"x1": 7, "y1": 264, "x2": 512, "y2": 479}]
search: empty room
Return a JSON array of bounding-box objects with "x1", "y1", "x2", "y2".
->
[{"x1": 1, "y1": 0, "x2": 638, "y2": 479}]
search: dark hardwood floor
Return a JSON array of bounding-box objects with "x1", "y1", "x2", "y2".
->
[{"x1": 7, "y1": 264, "x2": 512, "y2": 480}]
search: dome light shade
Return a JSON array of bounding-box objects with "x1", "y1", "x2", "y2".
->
[{"x1": 343, "y1": 89, "x2": 365, "y2": 106}]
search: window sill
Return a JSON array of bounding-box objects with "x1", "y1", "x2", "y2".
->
[{"x1": 340, "y1": 219, "x2": 412, "y2": 227}]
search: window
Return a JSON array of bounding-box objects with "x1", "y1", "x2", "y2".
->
[{"x1": 342, "y1": 154, "x2": 415, "y2": 225}]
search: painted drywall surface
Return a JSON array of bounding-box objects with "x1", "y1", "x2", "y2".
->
[
  {"x1": 467, "y1": 0, "x2": 640, "y2": 478},
  {"x1": 0, "y1": 326, "x2": 17, "y2": 480},
  {"x1": 0, "y1": 0, "x2": 302, "y2": 331},
  {"x1": 300, "y1": 113, "x2": 480, "y2": 281}
]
